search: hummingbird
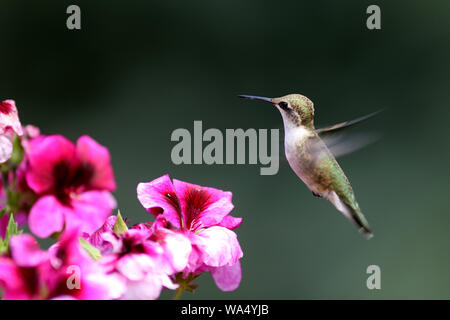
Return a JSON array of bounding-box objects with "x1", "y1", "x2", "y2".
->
[{"x1": 238, "y1": 93, "x2": 378, "y2": 238}]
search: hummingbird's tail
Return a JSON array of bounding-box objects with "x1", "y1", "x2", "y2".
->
[
  {"x1": 352, "y1": 210, "x2": 373, "y2": 239},
  {"x1": 327, "y1": 191, "x2": 373, "y2": 239}
]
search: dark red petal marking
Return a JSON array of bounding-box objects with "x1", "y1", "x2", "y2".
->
[
  {"x1": 53, "y1": 161, "x2": 71, "y2": 189},
  {"x1": 183, "y1": 187, "x2": 212, "y2": 230},
  {"x1": 164, "y1": 192, "x2": 181, "y2": 217},
  {"x1": 52, "y1": 160, "x2": 96, "y2": 203},
  {"x1": 0, "y1": 101, "x2": 12, "y2": 115},
  {"x1": 71, "y1": 162, "x2": 95, "y2": 188},
  {"x1": 19, "y1": 267, "x2": 40, "y2": 296},
  {"x1": 52, "y1": 161, "x2": 72, "y2": 204},
  {"x1": 149, "y1": 207, "x2": 164, "y2": 215}
]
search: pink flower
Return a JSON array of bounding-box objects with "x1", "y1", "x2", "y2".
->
[
  {"x1": 87, "y1": 220, "x2": 191, "y2": 300},
  {"x1": 0, "y1": 243, "x2": 45, "y2": 300},
  {"x1": 25, "y1": 134, "x2": 116, "y2": 238},
  {"x1": 0, "y1": 100, "x2": 23, "y2": 163},
  {"x1": 0, "y1": 100, "x2": 23, "y2": 136},
  {"x1": 134, "y1": 222, "x2": 192, "y2": 275},
  {"x1": 0, "y1": 231, "x2": 123, "y2": 300},
  {"x1": 20, "y1": 124, "x2": 41, "y2": 156},
  {"x1": 85, "y1": 215, "x2": 118, "y2": 255},
  {"x1": 137, "y1": 174, "x2": 243, "y2": 291},
  {"x1": 23, "y1": 125, "x2": 40, "y2": 139}
]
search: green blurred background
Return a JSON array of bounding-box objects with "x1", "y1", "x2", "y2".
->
[{"x1": 1, "y1": 0, "x2": 450, "y2": 299}]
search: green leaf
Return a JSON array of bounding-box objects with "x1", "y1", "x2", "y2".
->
[
  {"x1": 113, "y1": 211, "x2": 128, "y2": 235},
  {"x1": 79, "y1": 238, "x2": 102, "y2": 261},
  {"x1": 0, "y1": 241, "x2": 6, "y2": 254},
  {"x1": 5, "y1": 214, "x2": 20, "y2": 237},
  {"x1": 0, "y1": 214, "x2": 22, "y2": 255},
  {"x1": 9, "y1": 134, "x2": 24, "y2": 166}
]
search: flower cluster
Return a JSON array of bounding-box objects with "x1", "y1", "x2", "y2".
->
[{"x1": 0, "y1": 100, "x2": 243, "y2": 300}]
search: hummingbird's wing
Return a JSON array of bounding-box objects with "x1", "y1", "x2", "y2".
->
[
  {"x1": 314, "y1": 110, "x2": 382, "y2": 158},
  {"x1": 315, "y1": 110, "x2": 382, "y2": 135},
  {"x1": 317, "y1": 132, "x2": 380, "y2": 158}
]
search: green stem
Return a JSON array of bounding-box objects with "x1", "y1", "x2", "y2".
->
[
  {"x1": 172, "y1": 287, "x2": 184, "y2": 300},
  {"x1": 1, "y1": 169, "x2": 9, "y2": 192}
]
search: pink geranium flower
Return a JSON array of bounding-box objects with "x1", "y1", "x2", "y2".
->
[
  {"x1": 25, "y1": 135, "x2": 116, "y2": 238},
  {"x1": 0, "y1": 99, "x2": 23, "y2": 163},
  {"x1": 0, "y1": 231, "x2": 123, "y2": 300},
  {"x1": 87, "y1": 219, "x2": 191, "y2": 300},
  {"x1": 137, "y1": 174, "x2": 243, "y2": 292}
]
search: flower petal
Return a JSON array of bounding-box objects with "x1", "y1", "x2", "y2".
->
[
  {"x1": 190, "y1": 226, "x2": 243, "y2": 268},
  {"x1": 28, "y1": 195, "x2": 65, "y2": 238},
  {"x1": 154, "y1": 228, "x2": 191, "y2": 273},
  {"x1": 23, "y1": 125, "x2": 40, "y2": 138},
  {"x1": 87, "y1": 215, "x2": 117, "y2": 254},
  {"x1": 65, "y1": 191, "x2": 116, "y2": 235},
  {"x1": 9, "y1": 234, "x2": 47, "y2": 267},
  {"x1": 173, "y1": 179, "x2": 234, "y2": 230},
  {"x1": 25, "y1": 135, "x2": 76, "y2": 194},
  {"x1": 0, "y1": 257, "x2": 30, "y2": 300},
  {"x1": 116, "y1": 253, "x2": 155, "y2": 281},
  {"x1": 0, "y1": 134, "x2": 13, "y2": 163},
  {"x1": 78, "y1": 272, "x2": 126, "y2": 300},
  {"x1": 76, "y1": 135, "x2": 116, "y2": 191},
  {"x1": 210, "y1": 260, "x2": 242, "y2": 292},
  {"x1": 48, "y1": 227, "x2": 91, "y2": 270},
  {"x1": 0, "y1": 100, "x2": 23, "y2": 136},
  {"x1": 217, "y1": 215, "x2": 243, "y2": 230},
  {"x1": 137, "y1": 174, "x2": 181, "y2": 228},
  {"x1": 121, "y1": 275, "x2": 167, "y2": 300}
]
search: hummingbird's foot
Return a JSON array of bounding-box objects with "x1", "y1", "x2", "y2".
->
[{"x1": 312, "y1": 191, "x2": 322, "y2": 198}]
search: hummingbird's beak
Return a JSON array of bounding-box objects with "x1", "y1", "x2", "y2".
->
[{"x1": 237, "y1": 95, "x2": 273, "y2": 103}]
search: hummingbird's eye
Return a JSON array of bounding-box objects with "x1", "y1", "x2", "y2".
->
[{"x1": 278, "y1": 101, "x2": 289, "y2": 110}]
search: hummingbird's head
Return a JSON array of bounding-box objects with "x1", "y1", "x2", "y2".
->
[{"x1": 238, "y1": 93, "x2": 315, "y2": 129}]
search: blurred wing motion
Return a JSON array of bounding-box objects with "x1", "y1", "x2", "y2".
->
[
  {"x1": 316, "y1": 132, "x2": 380, "y2": 158},
  {"x1": 315, "y1": 110, "x2": 383, "y2": 135},
  {"x1": 314, "y1": 110, "x2": 382, "y2": 158}
]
